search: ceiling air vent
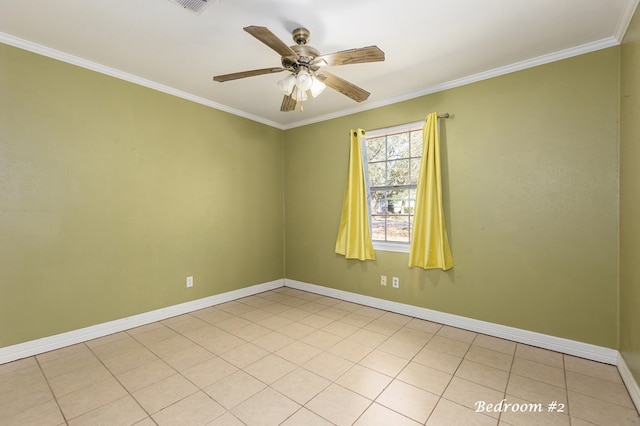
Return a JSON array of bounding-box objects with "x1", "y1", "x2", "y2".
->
[{"x1": 170, "y1": 0, "x2": 210, "y2": 15}]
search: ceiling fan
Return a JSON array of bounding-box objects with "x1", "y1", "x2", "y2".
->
[{"x1": 213, "y1": 26, "x2": 385, "y2": 112}]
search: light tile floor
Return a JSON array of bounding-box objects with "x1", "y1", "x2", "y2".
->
[{"x1": 1, "y1": 287, "x2": 639, "y2": 425}]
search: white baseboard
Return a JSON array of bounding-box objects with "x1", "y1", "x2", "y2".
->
[
  {"x1": 0, "y1": 279, "x2": 284, "y2": 365},
  {"x1": 284, "y1": 279, "x2": 618, "y2": 364},
  {"x1": 618, "y1": 353, "x2": 640, "y2": 413}
]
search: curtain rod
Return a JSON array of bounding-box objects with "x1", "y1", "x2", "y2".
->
[{"x1": 438, "y1": 113, "x2": 450, "y2": 118}]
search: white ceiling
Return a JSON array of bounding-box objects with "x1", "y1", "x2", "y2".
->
[{"x1": 1, "y1": 0, "x2": 638, "y2": 129}]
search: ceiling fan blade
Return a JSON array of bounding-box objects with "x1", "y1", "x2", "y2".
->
[
  {"x1": 213, "y1": 67, "x2": 285, "y2": 82},
  {"x1": 280, "y1": 94, "x2": 297, "y2": 112},
  {"x1": 244, "y1": 26, "x2": 299, "y2": 60},
  {"x1": 312, "y1": 46, "x2": 385, "y2": 67},
  {"x1": 316, "y1": 71, "x2": 370, "y2": 102}
]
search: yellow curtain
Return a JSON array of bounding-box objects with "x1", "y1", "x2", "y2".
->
[
  {"x1": 335, "y1": 129, "x2": 375, "y2": 260},
  {"x1": 409, "y1": 113, "x2": 454, "y2": 270}
]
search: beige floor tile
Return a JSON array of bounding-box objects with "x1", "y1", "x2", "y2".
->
[
  {"x1": 219, "y1": 342, "x2": 269, "y2": 368},
  {"x1": 281, "y1": 408, "x2": 334, "y2": 425},
  {"x1": 455, "y1": 359, "x2": 510, "y2": 392},
  {"x1": 278, "y1": 322, "x2": 316, "y2": 340},
  {"x1": 404, "y1": 318, "x2": 443, "y2": 334},
  {"x1": 426, "y1": 398, "x2": 497, "y2": 426},
  {"x1": 229, "y1": 323, "x2": 272, "y2": 341},
  {"x1": 328, "y1": 339, "x2": 374, "y2": 363},
  {"x1": 145, "y1": 334, "x2": 197, "y2": 358},
  {"x1": 272, "y1": 367, "x2": 331, "y2": 404},
  {"x1": 332, "y1": 300, "x2": 364, "y2": 312},
  {"x1": 300, "y1": 329, "x2": 343, "y2": 350},
  {"x1": 360, "y1": 349, "x2": 409, "y2": 377},
  {"x1": 161, "y1": 314, "x2": 209, "y2": 334},
  {"x1": 515, "y1": 344, "x2": 564, "y2": 368},
  {"x1": 354, "y1": 402, "x2": 422, "y2": 426},
  {"x1": 568, "y1": 391, "x2": 640, "y2": 425},
  {"x1": 425, "y1": 335, "x2": 471, "y2": 358},
  {"x1": 376, "y1": 380, "x2": 439, "y2": 423},
  {"x1": 85, "y1": 331, "x2": 130, "y2": 349},
  {"x1": 564, "y1": 354, "x2": 623, "y2": 383},
  {"x1": 316, "y1": 306, "x2": 351, "y2": 321},
  {"x1": 39, "y1": 349, "x2": 103, "y2": 379},
  {"x1": 321, "y1": 320, "x2": 360, "y2": 338},
  {"x1": 465, "y1": 345, "x2": 513, "y2": 371},
  {"x1": 473, "y1": 334, "x2": 517, "y2": 355},
  {"x1": 442, "y1": 377, "x2": 505, "y2": 418},
  {"x1": 36, "y1": 344, "x2": 90, "y2": 364},
  {"x1": 413, "y1": 347, "x2": 463, "y2": 374},
  {"x1": 217, "y1": 301, "x2": 256, "y2": 316},
  {"x1": 206, "y1": 412, "x2": 246, "y2": 426},
  {"x1": 377, "y1": 336, "x2": 425, "y2": 360},
  {"x1": 57, "y1": 377, "x2": 128, "y2": 420},
  {"x1": 497, "y1": 395, "x2": 570, "y2": 426},
  {"x1": 116, "y1": 358, "x2": 176, "y2": 393},
  {"x1": 279, "y1": 307, "x2": 312, "y2": 321},
  {"x1": 304, "y1": 351, "x2": 354, "y2": 381},
  {"x1": 199, "y1": 331, "x2": 245, "y2": 355},
  {"x1": 127, "y1": 322, "x2": 166, "y2": 336},
  {"x1": 379, "y1": 311, "x2": 413, "y2": 325},
  {"x1": 216, "y1": 316, "x2": 252, "y2": 332},
  {"x1": 100, "y1": 346, "x2": 159, "y2": 376},
  {"x1": 89, "y1": 336, "x2": 145, "y2": 361},
  {"x1": 275, "y1": 341, "x2": 323, "y2": 365},
  {"x1": 132, "y1": 373, "x2": 198, "y2": 414},
  {"x1": 260, "y1": 303, "x2": 293, "y2": 317},
  {"x1": 436, "y1": 325, "x2": 478, "y2": 343},
  {"x1": 251, "y1": 331, "x2": 295, "y2": 352},
  {"x1": 505, "y1": 374, "x2": 568, "y2": 407},
  {"x1": 237, "y1": 308, "x2": 274, "y2": 323},
  {"x1": 204, "y1": 370, "x2": 266, "y2": 409},
  {"x1": 364, "y1": 319, "x2": 404, "y2": 336},
  {"x1": 306, "y1": 384, "x2": 371, "y2": 426},
  {"x1": 0, "y1": 366, "x2": 54, "y2": 418},
  {"x1": 161, "y1": 345, "x2": 215, "y2": 372},
  {"x1": 348, "y1": 328, "x2": 389, "y2": 348},
  {"x1": 353, "y1": 305, "x2": 386, "y2": 319},
  {"x1": 190, "y1": 307, "x2": 234, "y2": 324},
  {"x1": 393, "y1": 327, "x2": 433, "y2": 345},
  {"x1": 151, "y1": 391, "x2": 225, "y2": 426},
  {"x1": 566, "y1": 370, "x2": 635, "y2": 409},
  {"x1": 397, "y1": 362, "x2": 453, "y2": 396},
  {"x1": 336, "y1": 364, "x2": 393, "y2": 400},
  {"x1": 342, "y1": 312, "x2": 375, "y2": 328},
  {"x1": 243, "y1": 354, "x2": 297, "y2": 384},
  {"x1": 232, "y1": 387, "x2": 300, "y2": 426},
  {"x1": 298, "y1": 313, "x2": 335, "y2": 329},
  {"x1": 67, "y1": 395, "x2": 147, "y2": 426},
  {"x1": 181, "y1": 325, "x2": 226, "y2": 347},
  {"x1": 48, "y1": 363, "x2": 113, "y2": 397},
  {"x1": 181, "y1": 356, "x2": 238, "y2": 388},
  {"x1": 0, "y1": 356, "x2": 37, "y2": 377},
  {"x1": 0, "y1": 399, "x2": 64, "y2": 426},
  {"x1": 511, "y1": 357, "x2": 565, "y2": 388},
  {"x1": 130, "y1": 324, "x2": 179, "y2": 346}
]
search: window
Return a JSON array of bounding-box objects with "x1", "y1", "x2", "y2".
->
[{"x1": 366, "y1": 122, "x2": 423, "y2": 252}]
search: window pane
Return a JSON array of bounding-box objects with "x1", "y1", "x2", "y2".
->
[
  {"x1": 409, "y1": 158, "x2": 421, "y2": 184},
  {"x1": 370, "y1": 190, "x2": 389, "y2": 214},
  {"x1": 371, "y1": 215, "x2": 386, "y2": 241},
  {"x1": 386, "y1": 215, "x2": 410, "y2": 242},
  {"x1": 366, "y1": 137, "x2": 385, "y2": 162},
  {"x1": 368, "y1": 162, "x2": 386, "y2": 187},
  {"x1": 387, "y1": 159, "x2": 410, "y2": 186},
  {"x1": 387, "y1": 133, "x2": 409, "y2": 160},
  {"x1": 390, "y1": 189, "x2": 410, "y2": 214},
  {"x1": 410, "y1": 130, "x2": 423, "y2": 157}
]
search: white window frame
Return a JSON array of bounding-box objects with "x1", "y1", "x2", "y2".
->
[{"x1": 365, "y1": 121, "x2": 423, "y2": 253}]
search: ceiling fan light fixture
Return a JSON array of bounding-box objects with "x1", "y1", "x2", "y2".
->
[
  {"x1": 309, "y1": 77, "x2": 326, "y2": 98},
  {"x1": 295, "y1": 69, "x2": 313, "y2": 92},
  {"x1": 277, "y1": 74, "x2": 296, "y2": 95}
]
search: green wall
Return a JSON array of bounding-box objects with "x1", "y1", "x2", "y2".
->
[
  {"x1": 284, "y1": 47, "x2": 620, "y2": 348},
  {"x1": 0, "y1": 44, "x2": 285, "y2": 348},
  {"x1": 620, "y1": 6, "x2": 640, "y2": 384}
]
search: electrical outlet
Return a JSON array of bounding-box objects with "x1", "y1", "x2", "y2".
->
[
  {"x1": 392, "y1": 277, "x2": 399, "y2": 288},
  {"x1": 186, "y1": 276, "x2": 193, "y2": 288},
  {"x1": 381, "y1": 275, "x2": 387, "y2": 286}
]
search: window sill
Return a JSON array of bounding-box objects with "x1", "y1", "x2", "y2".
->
[{"x1": 373, "y1": 241, "x2": 410, "y2": 253}]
